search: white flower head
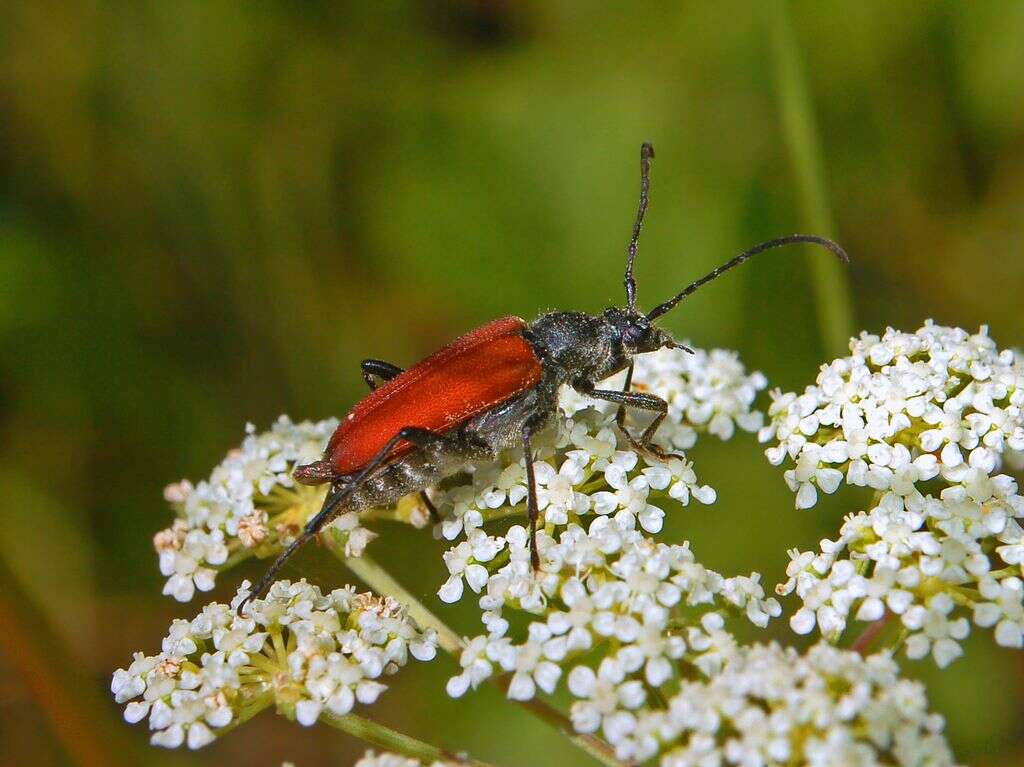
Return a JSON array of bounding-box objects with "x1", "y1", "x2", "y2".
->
[
  {"x1": 429, "y1": 346, "x2": 780, "y2": 716},
  {"x1": 765, "y1": 323, "x2": 1024, "y2": 665},
  {"x1": 153, "y1": 417, "x2": 381, "y2": 601},
  {"x1": 112, "y1": 580, "x2": 436, "y2": 748},
  {"x1": 656, "y1": 642, "x2": 955, "y2": 766}
]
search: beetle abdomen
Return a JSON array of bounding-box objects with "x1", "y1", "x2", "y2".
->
[{"x1": 323, "y1": 316, "x2": 542, "y2": 477}]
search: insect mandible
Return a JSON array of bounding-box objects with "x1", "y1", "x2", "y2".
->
[{"x1": 237, "y1": 143, "x2": 848, "y2": 614}]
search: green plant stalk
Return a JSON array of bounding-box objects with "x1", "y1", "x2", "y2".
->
[
  {"x1": 322, "y1": 711, "x2": 498, "y2": 766},
  {"x1": 331, "y1": 544, "x2": 627, "y2": 767},
  {"x1": 767, "y1": 0, "x2": 856, "y2": 355}
]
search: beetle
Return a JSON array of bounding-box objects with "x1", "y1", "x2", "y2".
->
[{"x1": 237, "y1": 143, "x2": 847, "y2": 613}]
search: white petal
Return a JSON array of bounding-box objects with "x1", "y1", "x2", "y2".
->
[
  {"x1": 446, "y1": 674, "x2": 471, "y2": 698},
  {"x1": 187, "y1": 723, "x2": 215, "y2": 750},
  {"x1": 506, "y1": 673, "x2": 536, "y2": 701},
  {"x1": 795, "y1": 483, "x2": 818, "y2": 509},
  {"x1": 295, "y1": 699, "x2": 322, "y2": 726},
  {"x1": 465, "y1": 564, "x2": 490, "y2": 593},
  {"x1": 790, "y1": 607, "x2": 816, "y2": 635},
  {"x1": 437, "y1": 575, "x2": 464, "y2": 604}
]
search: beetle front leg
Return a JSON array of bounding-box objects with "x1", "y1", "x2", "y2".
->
[
  {"x1": 576, "y1": 381, "x2": 679, "y2": 460},
  {"x1": 614, "y1": 363, "x2": 635, "y2": 430}
]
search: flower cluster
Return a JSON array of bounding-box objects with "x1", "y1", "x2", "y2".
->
[
  {"x1": 119, "y1": 328, "x2": 988, "y2": 764},
  {"x1": 153, "y1": 416, "x2": 382, "y2": 602},
  {"x1": 761, "y1": 322, "x2": 1024, "y2": 665},
  {"x1": 434, "y1": 346, "x2": 783, "y2": 756},
  {"x1": 111, "y1": 580, "x2": 437, "y2": 748},
  {"x1": 655, "y1": 642, "x2": 956, "y2": 766}
]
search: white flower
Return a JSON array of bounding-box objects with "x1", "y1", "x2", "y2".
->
[
  {"x1": 630, "y1": 345, "x2": 767, "y2": 448},
  {"x1": 445, "y1": 636, "x2": 494, "y2": 698},
  {"x1": 112, "y1": 581, "x2": 436, "y2": 748},
  {"x1": 902, "y1": 594, "x2": 970, "y2": 668},
  {"x1": 762, "y1": 322, "x2": 1023, "y2": 505},
  {"x1": 656, "y1": 642, "x2": 956, "y2": 766},
  {"x1": 974, "y1": 577, "x2": 1024, "y2": 648},
  {"x1": 567, "y1": 657, "x2": 646, "y2": 744},
  {"x1": 766, "y1": 323, "x2": 1024, "y2": 665}
]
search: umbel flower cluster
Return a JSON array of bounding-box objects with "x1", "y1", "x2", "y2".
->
[
  {"x1": 154, "y1": 417, "x2": 377, "y2": 602},
  {"x1": 761, "y1": 322, "x2": 1024, "y2": 666},
  {"x1": 657, "y1": 641, "x2": 952, "y2": 765},
  {"x1": 111, "y1": 580, "x2": 437, "y2": 748},
  {"x1": 431, "y1": 345, "x2": 955, "y2": 764},
  {"x1": 115, "y1": 337, "x2": 972, "y2": 765},
  {"x1": 434, "y1": 349, "x2": 776, "y2": 700}
]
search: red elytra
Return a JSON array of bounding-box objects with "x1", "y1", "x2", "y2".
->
[{"x1": 327, "y1": 316, "x2": 543, "y2": 476}]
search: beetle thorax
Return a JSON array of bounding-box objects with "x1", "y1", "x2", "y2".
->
[{"x1": 528, "y1": 308, "x2": 672, "y2": 386}]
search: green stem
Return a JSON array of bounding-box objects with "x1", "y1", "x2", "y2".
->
[
  {"x1": 321, "y1": 711, "x2": 497, "y2": 766},
  {"x1": 331, "y1": 544, "x2": 627, "y2": 767},
  {"x1": 504, "y1": 687, "x2": 626, "y2": 767},
  {"x1": 207, "y1": 690, "x2": 275, "y2": 741},
  {"x1": 767, "y1": 0, "x2": 856, "y2": 355},
  {"x1": 341, "y1": 550, "x2": 463, "y2": 656}
]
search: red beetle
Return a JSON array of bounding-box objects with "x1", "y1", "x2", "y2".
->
[{"x1": 238, "y1": 144, "x2": 847, "y2": 613}]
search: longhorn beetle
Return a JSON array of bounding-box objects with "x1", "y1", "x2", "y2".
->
[{"x1": 237, "y1": 143, "x2": 848, "y2": 614}]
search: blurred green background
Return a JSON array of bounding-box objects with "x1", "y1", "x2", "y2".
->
[{"x1": 2, "y1": 1, "x2": 1023, "y2": 765}]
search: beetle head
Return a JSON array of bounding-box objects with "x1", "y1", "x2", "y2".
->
[{"x1": 602, "y1": 307, "x2": 676, "y2": 356}]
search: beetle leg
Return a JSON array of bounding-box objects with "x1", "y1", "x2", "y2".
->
[
  {"x1": 614, "y1": 363, "x2": 635, "y2": 430},
  {"x1": 417, "y1": 490, "x2": 440, "y2": 522},
  {"x1": 361, "y1": 358, "x2": 404, "y2": 390},
  {"x1": 521, "y1": 412, "x2": 548, "y2": 572},
  {"x1": 394, "y1": 426, "x2": 492, "y2": 460},
  {"x1": 576, "y1": 383, "x2": 682, "y2": 461}
]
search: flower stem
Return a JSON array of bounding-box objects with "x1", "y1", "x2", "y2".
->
[
  {"x1": 322, "y1": 711, "x2": 497, "y2": 766},
  {"x1": 767, "y1": 0, "x2": 856, "y2": 355},
  {"x1": 501, "y1": 680, "x2": 626, "y2": 767},
  {"x1": 850, "y1": 611, "x2": 893, "y2": 655},
  {"x1": 330, "y1": 543, "x2": 627, "y2": 767},
  {"x1": 340, "y1": 549, "x2": 463, "y2": 655}
]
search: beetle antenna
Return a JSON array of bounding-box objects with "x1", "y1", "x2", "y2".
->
[
  {"x1": 236, "y1": 482, "x2": 350, "y2": 615},
  {"x1": 645, "y1": 234, "x2": 849, "y2": 321},
  {"x1": 624, "y1": 142, "x2": 655, "y2": 312}
]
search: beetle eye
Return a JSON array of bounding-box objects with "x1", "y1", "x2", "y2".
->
[{"x1": 622, "y1": 323, "x2": 645, "y2": 346}]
